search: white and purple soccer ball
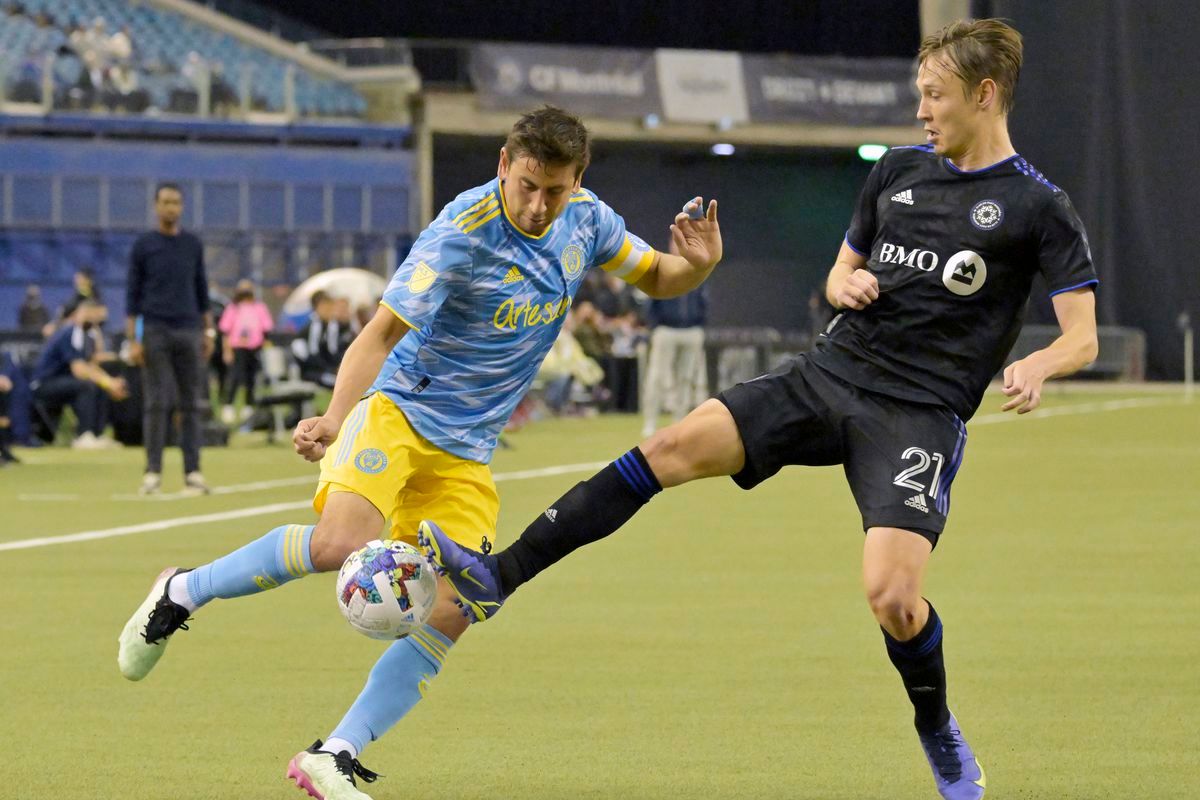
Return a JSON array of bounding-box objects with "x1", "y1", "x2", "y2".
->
[{"x1": 335, "y1": 540, "x2": 438, "y2": 640}]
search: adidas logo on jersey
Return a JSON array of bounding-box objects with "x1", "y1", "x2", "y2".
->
[
  {"x1": 905, "y1": 494, "x2": 929, "y2": 513},
  {"x1": 544, "y1": 508, "x2": 558, "y2": 522},
  {"x1": 502, "y1": 266, "x2": 525, "y2": 284},
  {"x1": 890, "y1": 189, "x2": 914, "y2": 205}
]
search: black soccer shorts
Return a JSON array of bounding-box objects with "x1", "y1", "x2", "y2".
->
[{"x1": 717, "y1": 354, "x2": 968, "y2": 547}]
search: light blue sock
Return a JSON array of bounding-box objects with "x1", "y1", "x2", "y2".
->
[
  {"x1": 328, "y1": 624, "x2": 453, "y2": 755},
  {"x1": 185, "y1": 524, "x2": 315, "y2": 609}
]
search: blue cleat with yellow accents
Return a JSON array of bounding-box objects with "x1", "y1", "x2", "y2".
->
[
  {"x1": 417, "y1": 520, "x2": 505, "y2": 622},
  {"x1": 918, "y1": 713, "x2": 986, "y2": 799}
]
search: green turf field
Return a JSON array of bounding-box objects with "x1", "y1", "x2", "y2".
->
[{"x1": 2, "y1": 389, "x2": 1197, "y2": 799}]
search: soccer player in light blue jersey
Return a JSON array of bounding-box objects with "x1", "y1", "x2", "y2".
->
[{"x1": 116, "y1": 105, "x2": 722, "y2": 800}]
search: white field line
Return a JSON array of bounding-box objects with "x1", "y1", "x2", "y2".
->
[
  {"x1": 0, "y1": 394, "x2": 1182, "y2": 554},
  {"x1": 969, "y1": 396, "x2": 1184, "y2": 426},
  {"x1": 1, "y1": 461, "x2": 611, "y2": 553},
  {"x1": 106, "y1": 461, "x2": 612, "y2": 502},
  {"x1": 110, "y1": 475, "x2": 316, "y2": 501}
]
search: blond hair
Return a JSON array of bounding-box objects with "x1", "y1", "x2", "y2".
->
[{"x1": 919, "y1": 19, "x2": 1023, "y2": 113}]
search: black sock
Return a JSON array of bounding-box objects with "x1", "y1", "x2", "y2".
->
[
  {"x1": 0, "y1": 426, "x2": 12, "y2": 458},
  {"x1": 882, "y1": 601, "x2": 950, "y2": 734},
  {"x1": 496, "y1": 448, "x2": 661, "y2": 595}
]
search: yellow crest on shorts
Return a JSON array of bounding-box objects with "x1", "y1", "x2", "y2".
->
[{"x1": 408, "y1": 261, "x2": 438, "y2": 293}]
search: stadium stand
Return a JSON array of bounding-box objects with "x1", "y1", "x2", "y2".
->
[{"x1": 0, "y1": 0, "x2": 367, "y2": 117}]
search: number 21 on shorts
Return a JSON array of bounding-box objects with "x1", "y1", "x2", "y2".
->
[{"x1": 892, "y1": 447, "x2": 945, "y2": 499}]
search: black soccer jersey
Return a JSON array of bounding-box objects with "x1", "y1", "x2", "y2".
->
[{"x1": 811, "y1": 144, "x2": 1097, "y2": 421}]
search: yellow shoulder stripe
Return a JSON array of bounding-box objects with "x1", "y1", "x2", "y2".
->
[
  {"x1": 462, "y1": 208, "x2": 502, "y2": 234},
  {"x1": 455, "y1": 198, "x2": 499, "y2": 231},
  {"x1": 452, "y1": 193, "x2": 496, "y2": 226}
]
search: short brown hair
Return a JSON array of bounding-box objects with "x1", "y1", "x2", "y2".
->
[
  {"x1": 505, "y1": 105, "x2": 591, "y2": 177},
  {"x1": 918, "y1": 19, "x2": 1023, "y2": 114}
]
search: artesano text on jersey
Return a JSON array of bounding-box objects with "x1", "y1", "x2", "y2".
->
[
  {"x1": 813, "y1": 145, "x2": 1098, "y2": 420},
  {"x1": 373, "y1": 178, "x2": 653, "y2": 462}
]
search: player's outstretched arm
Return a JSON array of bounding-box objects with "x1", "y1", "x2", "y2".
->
[
  {"x1": 293, "y1": 305, "x2": 411, "y2": 462},
  {"x1": 825, "y1": 241, "x2": 876, "y2": 310},
  {"x1": 635, "y1": 198, "x2": 722, "y2": 298},
  {"x1": 1001, "y1": 288, "x2": 1098, "y2": 414}
]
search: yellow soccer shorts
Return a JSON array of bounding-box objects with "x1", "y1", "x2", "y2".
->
[{"x1": 313, "y1": 392, "x2": 499, "y2": 548}]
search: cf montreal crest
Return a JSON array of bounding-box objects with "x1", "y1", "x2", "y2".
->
[{"x1": 970, "y1": 200, "x2": 1003, "y2": 230}]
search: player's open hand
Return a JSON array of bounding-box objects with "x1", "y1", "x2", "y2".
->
[
  {"x1": 671, "y1": 197, "x2": 722, "y2": 270},
  {"x1": 294, "y1": 415, "x2": 340, "y2": 462},
  {"x1": 1000, "y1": 357, "x2": 1048, "y2": 414},
  {"x1": 832, "y1": 269, "x2": 879, "y2": 310}
]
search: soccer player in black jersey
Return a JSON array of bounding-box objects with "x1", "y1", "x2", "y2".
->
[{"x1": 422, "y1": 19, "x2": 1098, "y2": 800}]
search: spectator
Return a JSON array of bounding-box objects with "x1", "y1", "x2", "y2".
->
[
  {"x1": 209, "y1": 61, "x2": 239, "y2": 114},
  {"x1": 108, "y1": 24, "x2": 132, "y2": 64},
  {"x1": 126, "y1": 182, "x2": 213, "y2": 496},
  {"x1": 57, "y1": 267, "x2": 102, "y2": 323},
  {"x1": 31, "y1": 299, "x2": 128, "y2": 449},
  {"x1": 355, "y1": 297, "x2": 380, "y2": 332},
  {"x1": 18, "y1": 285, "x2": 50, "y2": 333},
  {"x1": 333, "y1": 296, "x2": 360, "y2": 335},
  {"x1": 0, "y1": 371, "x2": 15, "y2": 464},
  {"x1": 640, "y1": 255, "x2": 709, "y2": 436},
  {"x1": 219, "y1": 279, "x2": 273, "y2": 424},
  {"x1": 290, "y1": 290, "x2": 352, "y2": 388},
  {"x1": 207, "y1": 282, "x2": 230, "y2": 402}
]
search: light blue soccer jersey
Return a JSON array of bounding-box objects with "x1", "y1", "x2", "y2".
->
[{"x1": 373, "y1": 177, "x2": 654, "y2": 463}]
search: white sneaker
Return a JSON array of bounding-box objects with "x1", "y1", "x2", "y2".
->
[
  {"x1": 72, "y1": 431, "x2": 102, "y2": 450},
  {"x1": 182, "y1": 471, "x2": 211, "y2": 495},
  {"x1": 139, "y1": 472, "x2": 162, "y2": 495},
  {"x1": 238, "y1": 405, "x2": 254, "y2": 421},
  {"x1": 93, "y1": 434, "x2": 122, "y2": 450},
  {"x1": 221, "y1": 405, "x2": 236, "y2": 424}
]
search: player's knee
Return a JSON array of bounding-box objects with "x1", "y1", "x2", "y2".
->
[
  {"x1": 641, "y1": 421, "x2": 717, "y2": 486},
  {"x1": 865, "y1": 581, "x2": 923, "y2": 634},
  {"x1": 308, "y1": 522, "x2": 368, "y2": 572}
]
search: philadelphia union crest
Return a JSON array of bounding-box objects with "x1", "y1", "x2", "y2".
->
[
  {"x1": 355, "y1": 448, "x2": 388, "y2": 474},
  {"x1": 970, "y1": 200, "x2": 1003, "y2": 230},
  {"x1": 560, "y1": 244, "x2": 584, "y2": 276}
]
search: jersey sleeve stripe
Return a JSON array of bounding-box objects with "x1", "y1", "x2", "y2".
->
[
  {"x1": 1047, "y1": 279, "x2": 1098, "y2": 297},
  {"x1": 569, "y1": 195, "x2": 593, "y2": 204},
  {"x1": 454, "y1": 198, "x2": 499, "y2": 230},
  {"x1": 380, "y1": 299, "x2": 421, "y2": 332},
  {"x1": 452, "y1": 193, "x2": 496, "y2": 225},
  {"x1": 844, "y1": 233, "x2": 867, "y2": 257},
  {"x1": 461, "y1": 207, "x2": 502, "y2": 234}
]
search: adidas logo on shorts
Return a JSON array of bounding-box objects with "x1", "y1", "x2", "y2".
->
[
  {"x1": 544, "y1": 508, "x2": 558, "y2": 522},
  {"x1": 904, "y1": 494, "x2": 929, "y2": 513},
  {"x1": 890, "y1": 189, "x2": 914, "y2": 205}
]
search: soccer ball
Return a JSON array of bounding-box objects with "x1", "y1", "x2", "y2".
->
[{"x1": 335, "y1": 540, "x2": 438, "y2": 640}]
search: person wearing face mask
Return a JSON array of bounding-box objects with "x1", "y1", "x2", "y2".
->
[{"x1": 30, "y1": 299, "x2": 129, "y2": 449}]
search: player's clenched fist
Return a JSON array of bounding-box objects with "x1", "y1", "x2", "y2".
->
[
  {"x1": 293, "y1": 415, "x2": 341, "y2": 462},
  {"x1": 832, "y1": 269, "x2": 880, "y2": 310}
]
